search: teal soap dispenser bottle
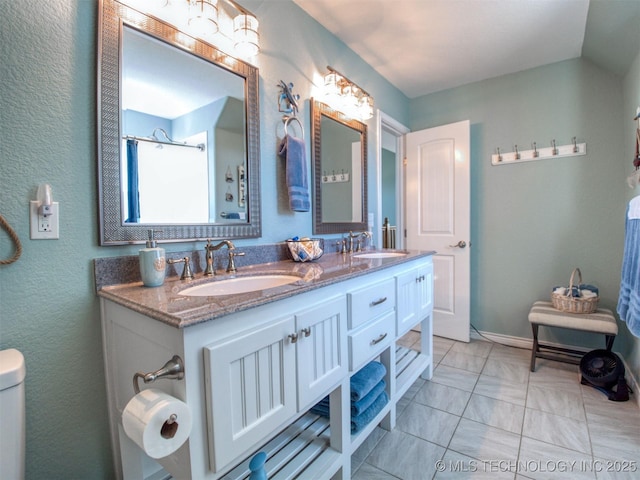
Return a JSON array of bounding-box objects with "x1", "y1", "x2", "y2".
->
[{"x1": 139, "y1": 229, "x2": 166, "y2": 287}]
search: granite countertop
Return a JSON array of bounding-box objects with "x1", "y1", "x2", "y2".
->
[{"x1": 97, "y1": 250, "x2": 434, "y2": 329}]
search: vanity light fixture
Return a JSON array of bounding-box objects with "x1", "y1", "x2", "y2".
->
[
  {"x1": 188, "y1": 0, "x2": 219, "y2": 39},
  {"x1": 233, "y1": 12, "x2": 259, "y2": 57},
  {"x1": 122, "y1": 0, "x2": 260, "y2": 59},
  {"x1": 323, "y1": 66, "x2": 374, "y2": 121}
]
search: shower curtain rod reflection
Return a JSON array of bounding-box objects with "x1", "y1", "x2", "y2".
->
[{"x1": 123, "y1": 127, "x2": 205, "y2": 151}]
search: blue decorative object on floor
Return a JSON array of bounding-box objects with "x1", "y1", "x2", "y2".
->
[{"x1": 249, "y1": 451, "x2": 267, "y2": 480}]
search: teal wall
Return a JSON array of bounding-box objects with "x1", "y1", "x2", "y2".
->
[
  {"x1": 381, "y1": 148, "x2": 396, "y2": 227},
  {"x1": 0, "y1": 0, "x2": 407, "y2": 478},
  {"x1": 410, "y1": 57, "x2": 639, "y2": 375}
]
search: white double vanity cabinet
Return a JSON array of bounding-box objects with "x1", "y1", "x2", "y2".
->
[{"x1": 98, "y1": 251, "x2": 434, "y2": 480}]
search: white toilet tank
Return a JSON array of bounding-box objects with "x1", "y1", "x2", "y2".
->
[{"x1": 0, "y1": 349, "x2": 26, "y2": 480}]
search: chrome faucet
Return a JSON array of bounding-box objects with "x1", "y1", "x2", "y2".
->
[
  {"x1": 167, "y1": 256, "x2": 194, "y2": 280},
  {"x1": 347, "y1": 231, "x2": 371, "y2": 253},
  {"x1": 204, "y1": 240, "x2": 245, "y2": 274}
]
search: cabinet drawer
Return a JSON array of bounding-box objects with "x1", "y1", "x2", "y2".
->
[
  {"x1": 348, "y1": 278, "x2": 395, "y2": 330},
  {"x1": 349, "y1": 310, "x2": 394, "y2": 371}
]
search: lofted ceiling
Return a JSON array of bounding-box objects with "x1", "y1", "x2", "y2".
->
[{"x1": 293, "y1": 0, "x2": 640, "y2": 99}]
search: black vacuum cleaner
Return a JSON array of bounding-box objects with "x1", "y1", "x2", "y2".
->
[{"x1": 580, "y1": 349, "x2": 631, "y2": 402}]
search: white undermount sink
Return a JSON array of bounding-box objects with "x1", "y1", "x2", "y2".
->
[
  {"x1": 354, "y1": 252, "x2": 407, "y2": 259},
  {"x1": 179, "y1": 275, "x2": 301, "y2": 297}
]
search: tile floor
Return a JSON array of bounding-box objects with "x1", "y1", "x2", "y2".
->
[{"x1": 351, "y1": 332, "x2": 640, "y2": 479}]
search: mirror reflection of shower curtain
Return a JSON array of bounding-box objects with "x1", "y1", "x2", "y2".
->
[
  {"x1": 136, "y1": 133, "x2": 209, "y2": 223},
  {"x1": 125, "y1": 139, "x2": 140, "y2": 223}
]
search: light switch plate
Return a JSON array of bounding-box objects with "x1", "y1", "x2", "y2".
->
[{"x1": 30, "y1": 200, "x2": 59, "y2": 239}]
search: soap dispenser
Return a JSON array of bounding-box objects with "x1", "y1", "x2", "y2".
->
[{"x1": 139, "y1": 229, "x2": 166, "y2": 287}]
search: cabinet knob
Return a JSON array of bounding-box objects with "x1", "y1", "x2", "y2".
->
[
  {"x1": 370, "y1": 333, "x2": 388, "y2": 346},
  {"x1": 369, "y1": 297, "x2": 387, "y2": 307},
  {"x1": 301, "y1": 327, "x2": 311, "y2": 337},
  {"x1": 288, "y1": 333, "x2": 298, "y2": 344}
]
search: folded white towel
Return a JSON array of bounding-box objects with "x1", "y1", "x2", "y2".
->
[
  {"x1": 580, "y1": 290, "x2": 597, "y2": 298},
  {"x1": 553, "y1": 287, "x2": 566, "y2": 295},
  {"x1": 629, "y1": 195, "x2": 640, "y2": 220}
]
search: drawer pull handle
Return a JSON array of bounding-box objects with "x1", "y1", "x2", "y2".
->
[
  {"x1": 370, "y1": 297, "x2": 387, "y2": 307},
  {"x1": 288, "y1": 333, "x2": 298, "y2": 344},
  {"x1": 301, "y1": 327, "x2": 311, "y2": 337},
  {"x1": 370, "y1": 333, "x2": 388, "y2": 346}
]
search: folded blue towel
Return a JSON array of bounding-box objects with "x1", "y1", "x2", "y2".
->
[
  {"x1": 352, "y1": 379, "x2": 386, "y2": 416},
  {"x1": 309, "y1": 401, "x2": 329, "y2": 418},
  {"x1": 351, "y1": 361, "x2": 387, "y2": 402},
  {"x1": 351, "y1": 391, "x2": 389, "y2": 434},
  {"x1": 618, "y1": 203, "x2": 640, "y2": 338},
  {"x1": 579, "y1": 284, "x2": 599, "y2": 295},
  {"x1": 310, "y1": 379, "x2": 387, "y2": 418},
  {"x1": 278, "y1": 134, "x2": 310, "y2": 212}
]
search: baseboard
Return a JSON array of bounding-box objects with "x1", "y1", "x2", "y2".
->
[{"x1": 469, "y1": 328, "x2": 640, "y2": 410}]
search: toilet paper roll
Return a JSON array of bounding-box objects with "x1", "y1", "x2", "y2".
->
[{"x1": 122, "y1": 389, "x2": 192, "y2": 459}]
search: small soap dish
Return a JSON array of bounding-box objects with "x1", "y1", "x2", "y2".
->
[{"x1": 286, "y1": 238, "x2": 324, "y2": 262}]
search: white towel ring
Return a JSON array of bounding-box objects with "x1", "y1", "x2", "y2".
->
[{"x1": 283, "y1": 116, "x2": 304, "y2": 140}]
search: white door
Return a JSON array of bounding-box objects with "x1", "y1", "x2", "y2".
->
[{"x1": 405, "y1": 120, "x2": 470, "y2": 342}]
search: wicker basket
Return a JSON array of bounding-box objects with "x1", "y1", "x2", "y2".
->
[{"x1": 551, "y1": 268, "x2": 599, "y2": 314}]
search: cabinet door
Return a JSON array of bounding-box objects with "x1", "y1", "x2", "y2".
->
[
  {"x1": 295, "y1": 296, "x2": 348, "y2": 410},
  {"x1": 396, "y1": 267, "x2": 420, "y2": 337},
  {"x1": 416, "y1": 260, "x2": 434, "y2": 319},
  {"x1": 397, "y1": 262, "x2": 434, "y2": 337},
  {"x1": 203, "y1": 315, "x2": 297, "y2": 473}
]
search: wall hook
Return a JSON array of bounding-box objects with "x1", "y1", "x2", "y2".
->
[
  {"x1": 277, "y1": 80, "x2": 300, "y2": 117},
  {"x1": 572, "y1": 136, "x2": 578, "y2": 153},
  {"x1": 496, "y1": 147, "x2": 502, "y2": 162},
  {"x1": 551, "y1": 139, "x2": 558, "y2": 155},
  {"x1": 532, "y1": 142, "x2": 539, "y2": 158},
  {"x1": 514, "y1": 144, "x2": 520, "y2": 160}
]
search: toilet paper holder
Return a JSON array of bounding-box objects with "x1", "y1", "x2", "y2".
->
[{"x1": 133, "y1": 355, "x2": 185, "y2": 394}]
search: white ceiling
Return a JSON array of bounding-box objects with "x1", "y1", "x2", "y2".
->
[{"x1": 292, "y1": 0, "x2": 640, "y2": 99}]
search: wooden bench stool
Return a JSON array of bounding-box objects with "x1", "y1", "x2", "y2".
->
[{"x1": 528, "y1": 301, "x2": 617, "y2": 372}]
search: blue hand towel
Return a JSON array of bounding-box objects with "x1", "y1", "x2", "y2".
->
[
  {"x1": 352, "y1": 379, "x2": 386, "y2": 417},
  {"x1": 310, "y1": 401, "x2": 329, "y2": 418},
  {"x1": 351, "y1": 391, "x2": 389, "y2": 434},
  {"x1": 309, "y1": 379, "x2": 387, "y2": 418},
  {"x1": 278, "y1": 134, "x2": 310, "y2": 212},
  {"x1": 617, "y1": 198, "x2": 640, "y2": 338},
  {"x1": 351, "y1": 361, "x2": 387, "y2": 402}
]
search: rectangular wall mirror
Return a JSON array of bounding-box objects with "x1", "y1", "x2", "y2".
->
[
  {"x1": 310, "y1": 99, "x2": 368, "y2": 235},
  {"x1": 97, "y1": 0, "x2": 261, "y2": 245}
]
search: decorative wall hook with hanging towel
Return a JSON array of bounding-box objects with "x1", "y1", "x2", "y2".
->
[
  {"x1": 277, "y1": 80, "x2": 309, "y2": 212},
  {"x1": 617, "y1": 195, "x2": 640, "y2": 338}
]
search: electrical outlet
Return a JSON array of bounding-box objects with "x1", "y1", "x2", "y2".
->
[{"x1": 30, "y1": 200, "x2": 59, "y2": 239}]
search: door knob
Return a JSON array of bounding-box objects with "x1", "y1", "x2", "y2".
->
[{"x1": 449, "y1": 240, "x2": 467, "y2": 248}]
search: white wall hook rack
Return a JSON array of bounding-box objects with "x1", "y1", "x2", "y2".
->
[
  {"x1": 491, "y1": 139, "x2": 586, "y2": 166},
  {"x1": 322, "y1": 170, "x2": 350, "y2": 183}
]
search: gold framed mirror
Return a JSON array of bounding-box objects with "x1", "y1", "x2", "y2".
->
[
  {"x1": 310, "y1": 99, "x2": 368, "y2": 235},
  {"x1": 97, "y1": 0, "x2": 261, "y2": 245}
]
